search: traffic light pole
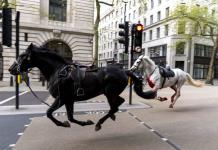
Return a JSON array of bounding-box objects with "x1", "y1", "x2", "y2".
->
[
  {"x1": 15, "y1": 11, "x2": 20, "y2": 109},
  {"x1": 122, "y1": 1, "x2": 127, "y2": 67},
  {"x1": 129, "y1": 24, "x2": 135, "y2": 105}
]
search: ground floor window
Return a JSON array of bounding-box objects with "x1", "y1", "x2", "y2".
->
[
  {"x1": 193, "y1": 64, "x2": 208, "y2": 79},
  {"x1": 148, "y1": 44, "x2": 167, "y2": 57},
  {"x1": 175, "y1": 61, "x2": 184, "y2": 70}
]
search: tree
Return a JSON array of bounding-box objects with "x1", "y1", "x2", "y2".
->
[
  {"x1": 170, "y1": 1, "x2": 218, "y2": 84},
  {"x1": 93, "y1": 0, "x2": 114, "y2": 67}
]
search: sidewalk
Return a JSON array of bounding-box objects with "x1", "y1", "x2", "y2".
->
[{"x1": 0, "y1": 81, "x2": 48, "y2": 91}]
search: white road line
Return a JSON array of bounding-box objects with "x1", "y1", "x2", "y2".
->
[
  {"x1": 162, "y1": 138, "x2": 168, "y2": 141},
  {"x1": 0, "y1": 91, "x2": 29, "y2": 105},
  {"x1": 17, "y1": 133, "x2": 24, "y2": 136},
  {"x1": 9, "y1": 144, "x2": 15, "y2": 147}
]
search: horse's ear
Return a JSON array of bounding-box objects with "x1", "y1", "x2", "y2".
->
[{"x1": 27, "y1": 43, "x2": 34, "y2": 53}]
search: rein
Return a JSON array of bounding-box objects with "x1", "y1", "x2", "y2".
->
[{"x1": 22, "y1": 74, "x2": 51, "y2": 107}]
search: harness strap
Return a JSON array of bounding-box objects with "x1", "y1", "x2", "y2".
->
[
  {"x1": 161, "y1": 77, "x2": 166, "y2": 89},
  {"x1": 23, "y1": 79, "x2": 51, "y2": 107}
]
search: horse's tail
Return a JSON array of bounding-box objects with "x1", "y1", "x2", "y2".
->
[
  {"x1": 125, "y1": 70, "x2": 156, "y2": 99},
  {"x1": 186, "y1": 73, "x2": 204, "y2": 87}
]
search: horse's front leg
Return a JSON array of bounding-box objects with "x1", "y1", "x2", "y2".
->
[
  {"x1": 153, "y1": 86, "x2": 168, "y2": 102},
  {"x1": 46, "y1": 97, "x2": 70, "y2": 127},
  {"x1": 65, "y1": 102, "x2": 94, "y2": 126}
]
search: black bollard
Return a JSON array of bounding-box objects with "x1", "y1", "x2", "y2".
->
[
  {"x1": 10, "y1": 76, "x2": 13, "y2": 86},
  {"x1": 42, "y1": 78, "x2": 45, "y2": 86}
]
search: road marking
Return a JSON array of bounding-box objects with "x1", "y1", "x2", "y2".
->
[
  {"x1": 162, "y1": 138, "x2": 168, "y2": 141},
  {"x1": 17, "y1": 133, "x2": 24, "y2": 136},
  {"x1": 24, "y1": 124, "x2": 29, "y2": 127},
  {"x1": 128, "y1": 111, "x2": 181, "y2": 150},
  {"x1": 0, "y1": 91, "x2": 29, "y2": 105},
  {"x1": 9, "y1": 144, "x2": 15, "y2": 147}
]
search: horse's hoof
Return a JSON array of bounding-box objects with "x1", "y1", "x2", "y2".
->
[
  {"x1": 86, "y1": 120, "x2": 95, "y2": 125},
  {"x1": 169, "y1": 104, "x2": 173, "y2": 108},
  {"x1": 157, "y1": 97, "x2": 168, "y2": 102},
  {"x1": 110, "y1": 114, "x2": 116, "y2": 121},
  {"x1": 63, "y1": 121, "x2": 71, "y2": 127},
  {"x1": 95, "y1": 124, "x2": 102, "y2": 131}
]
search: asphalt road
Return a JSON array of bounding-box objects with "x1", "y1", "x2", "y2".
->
[
  {"x1": 0, "y1": 91, "x2": 50, "y2": 106},
  {"x1": 0, "y1": 114, "x2": 44, "y2": 150},
  {"x1": 0, "y1": 91, "x2": 50, "y2": 150},
  {"x1": 12, "y1": 85, "x2": 218, "y2": 150}
]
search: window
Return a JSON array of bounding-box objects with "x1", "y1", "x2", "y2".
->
[
  {"x1": 144, "y1": 18, "x2": 146, "y2": 26},
  {"x1": 138, "y1": 7, "x2": 142, "y2": 16},
  {"x1": 133, "y1": 10, "x2": 136, "y2": 19},
  {"x1": 157, "y1": 11, "x2": 161, "y2": 21},
  {"x1": 144, "y1": 3, "x2": 148, "y2": 12},
  {"x1": 194, "y1": 44, "x2": 212, "y2": 57},
  {"x1": 151, "y1": 0, "x2": 154, "y2": 8},
  {"x1": 193, "y1": 64, "x2": 208, "y2": 79},
  {"x1": 143, "y1": 32, "x2": 146, "y2": 42},
  {"x1": 156, "y1": 27, "x2": 160, "y2": 38},
  {"x1": 149, "y1": 30, "x2": 153, "y2": 40},
  {"x1": 24, "y1": 33, "x2": 28, "y2": 42},
  {"x1": 175, "y1": 61, "x2": 184, "y2": 70},
  {"x1": 150, "y1": 15, "x2": 153, "y2": 24},
  {"x1": 212, "y1": 9, "x2": 215, "y2": 16},
  {"x1": 148, "y1": 45, "x2": 167, "y2": 57},
  {"x1": 178, "y1": 20, "x2": 185, "y2": 34},
  {"x1": 165, "y1": 7, "x2": 169, "y2": 18},
  {"x1": 133, "y1": 0, "x2": 136, "y2": 6},
  {"x1": 176, "y1": 42, "x2": 185, "y2": 55},
  {"x1": 49, "y1": 0, "x2": 67, "y2": 22},
  {"x1": 165, "y1": 24, "x2": 169, "y2": 36},
  {"x1": 158, "y1": 0, "x2": 161, "y2": 5}
]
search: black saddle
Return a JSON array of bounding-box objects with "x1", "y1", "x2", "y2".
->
[
  {"x1": 159, "y1": 66, "x2": 175, "y2": 78},
  {"x1": 58, "y1": 64, "x2": 95, "y2": 96}
]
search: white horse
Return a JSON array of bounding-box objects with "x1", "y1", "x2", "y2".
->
[{"x1": 130, "y1": 55, "x2": 204, "y2": 108}]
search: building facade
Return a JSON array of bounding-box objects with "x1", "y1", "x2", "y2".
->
[
  {"x1": 0, "y1": 0, "x2": 94, "y2": 81},
  {"x1": 98, "y1": 0, "x2": 218, "y2": 79}
]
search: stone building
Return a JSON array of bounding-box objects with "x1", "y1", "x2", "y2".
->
[
  {"x1": 99, "y1": 0, "x2": 218, "y2": 79},
  {"x1": 0, "y1": 0, "x2": 94, "y2": 81}
]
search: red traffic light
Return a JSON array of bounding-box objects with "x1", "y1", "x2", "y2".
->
[{"x1": 135, "y1": 24, "x2": 143, "y2": 31}]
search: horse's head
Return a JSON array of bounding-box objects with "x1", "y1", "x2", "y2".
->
[
  {"x1": 9, "y1": 43, "x2": 35, "y2": 75},
  {"x1": 130, "y1": 55, "x2": 145, "y2": 71}
]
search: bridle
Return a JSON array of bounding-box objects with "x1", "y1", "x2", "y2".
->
[
  {"x1": 13, "y1": 55, "x2": 50, "y2": 107},
  {"x1": 131, "y1": 56, "x2": 144, "y2": 71}
]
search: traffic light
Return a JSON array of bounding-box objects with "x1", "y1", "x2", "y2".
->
[
  {"x1": 118, "y1": 21, "x2": 129, "y2": 53},
  {"x1": 134, "y1": 23, "x2": 143, "y2": 53},
  {"x1": 2, "y1": 8, "x2": 12, "y2": 47}
]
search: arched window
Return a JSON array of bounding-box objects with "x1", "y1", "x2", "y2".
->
[
  {"x1": 44, "y1": 40, "x2": 72, "y2": 62},
  {"x1": 49, "y1": 0, "x2": 67, "y2": 22}
]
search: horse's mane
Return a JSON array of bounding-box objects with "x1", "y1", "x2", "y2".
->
[
  {"x1": 142, "y1": 55, "x2": 155, "y2": 66},
  {"x1": 33, "y1": 46, "x2": 68, "y2": 64}
]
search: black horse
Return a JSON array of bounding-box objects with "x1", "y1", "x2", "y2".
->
[{"x1": 9, "y1": 44, "x2": 156, "y2": 131}]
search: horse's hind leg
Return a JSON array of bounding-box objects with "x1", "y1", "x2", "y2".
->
[
  {"x1": 170, "y1": 85, "x2": 177, "y2": 103},
  {"x1": 95, "y1": 96, "x2": 125, "y2": 131},
  {"x1": 65, "y1": 103, "x2": 94, "y2": 126},
  {"x1": 169, "y1": 80, "x2": 185, "y2": 108},
  {"x1": 46, "y1": 97, "x2": 70, "y2": 127}
]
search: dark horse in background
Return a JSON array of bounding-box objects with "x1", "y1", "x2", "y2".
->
[{"x1": 9, "y1": 44, "x2": 156, "y2": 131}]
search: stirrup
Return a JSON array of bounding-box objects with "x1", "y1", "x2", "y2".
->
[{"x1": 77, "y1": 88, "x2": 85, "y2": 96}]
